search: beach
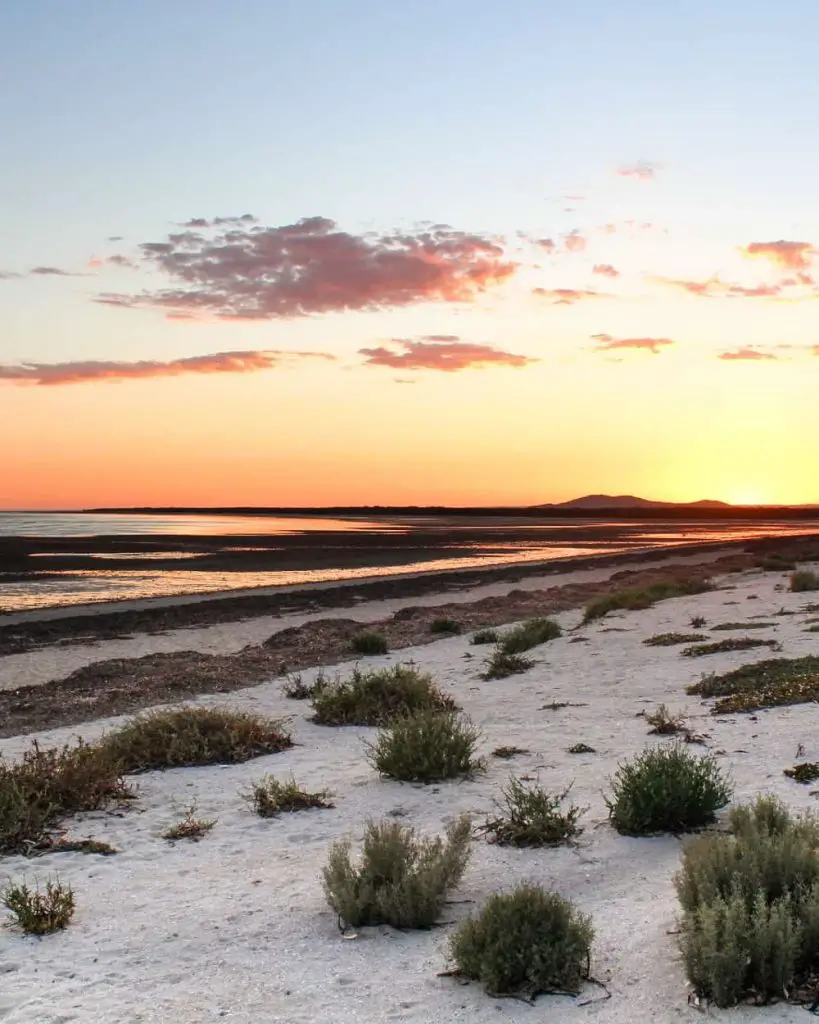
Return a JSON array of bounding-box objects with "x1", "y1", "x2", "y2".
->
[{"x1": 1, "y1": 534, "x2": 819, "y2": 1021}]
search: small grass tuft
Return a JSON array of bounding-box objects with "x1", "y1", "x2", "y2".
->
[
  {"x1": 681, "y1": 637, "x2": 780, "y2": 658},
  {"x1": 498, "y1": 618, "x2": 561, "y2": 654},
  {"x1": 162, "y1": 806, "x2": 216, "y2": 842},
  {"x1": 687, "y1": 655, "x2": 819, "y2": 714},
  {"x1": 366, "y1": 710, "x2": 485, "y2": 783},
  {"x1": 583, "y1": 578, "x2": 713, "y2": 623},
  {"x1": 784, "y1": 763, "x2": 819, "y2": 784},
  {"x1": 643, "y1": 632, "x2": 707, "y2": 647},
  {"x1": 790, "y1": 570, "x2": 819, "y2": 592},
  {"x1": 245, "y1": 775, "x2": 334, "y2": 817},
  {"x1": 322, "y1": 814, "x2": 472, "y2": 930},
  {"x1": 449, "y1": 884, "x2": 593, "y2": 1000},
  {"x1": 350, "y1": 630, "x2": 389, "y2": 655},
  {"x1": 282, "y1": 670, "x2": 328, "y2": 700},
  {"x1": 645, "y1": 704, "x2": 687, "y2": 735},
  {"x1": 2, "y1": 877, "x2": 75, "y2": 934},
  {"x1": 482, "y1": 648, "x2": 534, "y2": 680},
  {"x1": 567, "y1": 742, "x2": 596, "y2": 754},
  {"x1": 606, "y1": 744, "x2": 732, "y2": 835},
  {"x1": 471, "y1": 628, "x2": 499, "y2": 645},
  {"x1": 101, "y1": 707, "x2": 292, "y2": 773},
  {"x1": 491, "y1": 746, "x2": 529, "y2": 759},
  {"x1": 480, "y1": 776, "x2": 584, "y2": 847},
  {"x1": 45, "y1": 837, "x2": 118, "y2": 856},
  {"x1": 690, "y1": 615, "x2": 707, "y2": 628},
  {"x1": 710, "y1": 621, "x2": 775, "y2": 631},
  {"x1": 429, "y1": 618, "x2": 462, "y2": 635},
  {"x1": 311, "y1": 664, "x2": 457, "y2": 726}
]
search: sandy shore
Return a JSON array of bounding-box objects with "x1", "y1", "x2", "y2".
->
[{"x1": 1, "y1": 557, "x2": 818, "y2": 1022}]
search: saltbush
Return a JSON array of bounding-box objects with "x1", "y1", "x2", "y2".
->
[
  {"x1": 790, "y1": 570, "x2": 819, "y2": 593},
  {"x1": 311, "y1": 665, "x2": 456, "y2": 726},
  {"x1": 450, "y1": 883, "x2": 593, "y2": 998},
  {"x1": 245, "y1": 775, "x2": 333, "y2": 817},
  {"x1": 482, "y1": 776, "x2": 584, "y2": 846},
  {"x1": 350, "y1": 631, "x2": 389, "y2": 655},
  {"x1": 2, "y1": 877, "x2": 76, "y2": 934},
  {"x1": 676, "y1": 795, "x2": 819, "y2": 1006},
  {"x1": 322, "y1": 815, "x2": 472, "y2": 930},
  {"x1": 606, "y1": 744, "x2": 732, "y2": 835},
  {"x1": 499, "y1": 618, "x2": 561, "y2": 654},
  {"x1": 584, "y1": 578, "x2": 713, "y2": 622},
  {"x1": 366, "y1": 710, "x2": 484, "y2": 783},
  {"x1": 429, "y1": 618, "x2": 462, "y2": 635}
]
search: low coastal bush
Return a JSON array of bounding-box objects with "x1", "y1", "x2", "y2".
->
[
  {"x1": 643, "y1": 632, "x2": 706, "y2": 647},
  {"x1": 491, "y1": 745, "x2": 529, "y2": 759},
  {"x1": 791, "y1": 570, "x2": 819, "y2": 592},
  {"x1": 499, "y1": 618, "x2": 561, "y2": 654},
  {"x1": 0, "y1": 740, "x2": 132, "y2": 855},
  {"x1": 162, "y1": 806, "x2": 216, "y2": 842},
  {"x1": 481, "y1": 777, "x2": 584, "y2": 847},
  {"x1": 366, "y1": 710, "x2": 484, "y2": 783},
  {"x1": 482, "y1": 649, "x2": 534, "y2": 680},
  {"x1": 756, "y1": 554, "x2": 797, "y2": 572},
  {"x1": 784, "y1": 763, "x2": 819, "y2": 784},
  {"x1": 322, "y1": 815, "x2": 472, "y2": 930},
  {"x1": 711, "y1": 621, "x2": 775, "y2": 631},
  {"x1": 245, "y1": 775, "x2": 334, "y2": 817},
  {"x1": 690, "y1": 615, "x2": 707, "y2": 629},
  {"x1": 449, "y1": 884, "x2": 593, "y2": 999},
  {"x1": 645, "y1": 704, "x2": 687, "y2": 735},
  {"x1": 2, "y1": 877, "x2": 76, "y2": 935},
  {"x1": 282, "y1": 670, "x2": 327, "y2": 700},
  {"x1": 100, "y1": 707, "x2": 292, "y2": 772},
  {"x1": 472, "y1": 628, "x2": 499, "y2": 645},
  {"x1": 350, "y1": 631, "x2": 389, "y2": 655},
  {"x1": 607, "y1": 744, "x2": 732, "y2": 835},
  {"x1": 429, "y1": 618, "x2": 462, "y2": 635},
  {"x1": 311, "y1": 665, "x2": 457, "y2": 726},
  {"x1": 676, "y1": 796, "x2": 819, "y2": 1007},
  {"x1": 584, "y1": 578, "x2": 713, "y2": 623},
  {"x1": 687, "y1": 655, "x2": 819, "y2": 714},
  {"x1": 681, "y1": 637, "x2": 780, "y2": 658}
]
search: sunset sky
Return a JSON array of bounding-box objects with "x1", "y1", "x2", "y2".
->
[{"x1": 2, "y1": 1, "x2": 818, "y2": 509}]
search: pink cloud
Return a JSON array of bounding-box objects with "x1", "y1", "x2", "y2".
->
[
  {"x1": 0, "y1": 349, "x2": 333, "y2": 387},
  {"x1": 532, "y1": 287, "x2": 610, "y2": 305},
  {"x1": 742, "y1": 240, "x2": 815, "y2": 271},
  {"x1": 599, "y1": 224, "x2": 617, "y2": 235},
  {"x1": 97, "y1": 216, "x2": 518, "y2": 320},
  {"x1": 718, "y1": 348, "x2": 778, "y2": 361},
  {"x1": 592, "y1": 263, "x2": 620, "y2": 279},
  {"x1": 536, "y1": 237, "x2": 556, "y2": 252},
  {"x1": 563, "y1": 230, "x2": 587, "y2": 253},
  {"x1": 616, "y1": 161, "x2": 659, "y2": 181},
  {"x1": 652, "y1": 276, "x2": 784, "y2": 299},
  {"x1": 358, "y1": 336, "x2": 536, "y2": 372},
  {"x1": 591, "y1": 333, "x2": 674, "y2": 355},
  {"x1": 30, "y1": 266, "x2": 80, "y2": 277}
]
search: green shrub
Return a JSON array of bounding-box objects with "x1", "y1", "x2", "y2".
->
[
  {"x1": 491, "y1": 746, "x2": 529, "y2": 759},
  {"x1": 450, "y1": 884, "x2": 593, "y2": 998},
  {"x1": 2, "y1": 877, "x2": 75, "y2": 934},
  {"x1": 282, "y1": 670, "x2": 328, "y2": 700},
  {"x1": 0, "y1": 740, "x2": 132, "y2": 855},
  {"x1": 162, "y1": 806, "x2": 216, "y2": 842},
  {"x1": 690, "y1": 615, "x2": 707, "y2": 628},
  {"x1": 350, "y1": 631, "x2": 389, "y2": 655},
  {"x1": 482, "y1": 648, "x2": 534, "y2": 680},
  {"x1": 584, "y1": 578, "x2": 713, "y2": 622},
  {"x1": 791, "y1": 570, "x2": 819, "y2": 593},
  {"x1": 429, "y1": 618, "x2": 462, "y2": 635},
  {"x1": 643, "y1": 633, "x2": 707, "y2": 647},
  {"x1": 100, "y1": 707, "x2": 292, "y2": 772},
  {"x1": 784, "y1": 763, "x2": 819, "y2": 784},
  {"x1": 687, "y1": 655, "x2": 819, "y2": 714},
  {"x1": 322, "y1": 815, "x2": 472, "y2": 930},
  {"x1": 311, "y1": 665, "x2": 457, "y2": 726},
  {"x1": 606, "y1": 744, "x2": 732, "y2": 835},
  {"x1": 676, "y1": 796, "x2": 819, "y2": 1006},
  {"x1": 481, "y1": 777, "x2": 584, "y2": 846},
  {"x1": 472, "y1": 629, "x2": 499, "y2": 645},
  {"x1": 245, "y1": 775, "x2": 333, "y2": 817},
  {"x1": 681, "y1": 637, "x2": 780, "y2": 658},
  {"x1": 711, "y1": 621, "x2": 775, "y2": 631},
  {"x1": 644, "y1": 704, "x2": 687, "y2": 735},
  {"x1": 499, "y1": 618, "x2": 561, "y2": 654},
  {"x1": 366, "y1": 710, "x2": 484, "y2": 783}
]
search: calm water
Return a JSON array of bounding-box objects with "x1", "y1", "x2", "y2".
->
[{"x1": 1, "y1": 512, "x2": 815, "y2": 614}]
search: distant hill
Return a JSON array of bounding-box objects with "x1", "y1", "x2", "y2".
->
[{"x1": 537, "y1": 494, "x2": 732, "y2": 510}]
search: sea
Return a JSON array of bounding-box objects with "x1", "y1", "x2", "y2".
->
[{"x1": 1, "y1": 511, "x2": 816, "y2": 615}]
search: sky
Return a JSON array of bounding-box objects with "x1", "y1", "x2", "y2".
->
[{"x1": 2, "y1": 0, "x2": 818, "y2": 509}]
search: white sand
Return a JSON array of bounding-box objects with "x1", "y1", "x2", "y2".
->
[{"x1": 1, "y1": 563, "x2": 818, "y2": 1023}]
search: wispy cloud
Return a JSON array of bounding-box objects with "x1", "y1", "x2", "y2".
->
[
  {"x1": 0, "y1": 350, "x2": 332, "y2": 387},
  {"x1": 616, "y1": 160, "x2": 659, "y2": 181},
  {"x1": 30, "y1": 266, "x2": 80, "y2": 277},
  {"x1": 358, "y1": 336, "x2": 536, "y2": 372},
  {"x1": 536, "y1": 237, "x2": 556, "y2": 252},
  {"x1": 742, "y1": 240, "x2": 815, "y2": 271},
  {"x1": 718, "y1": 347, "x2": 779, "y2": 361},
  {"x1": 592, "y1": 263, "x2": 620, "y2": 279},
  {"x1": 652, "y1": 275, "x2": 786, "y2": 299},
  {"x1": 96, "y1": 215, "x2": 517, "y2": 320},
  {"x1": 591, "y1": 333, "x2": 674, "y2": 354},
  {"x1": 532, "y1": 287, "x2": 611, "y2": 305},
  {"x1": 563, "y1": 230, "x2": 587, "y2": 253}
]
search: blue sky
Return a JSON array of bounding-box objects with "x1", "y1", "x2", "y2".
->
[{"x1": 2, "y1": 1, "x2": 818, "y2": 507}]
